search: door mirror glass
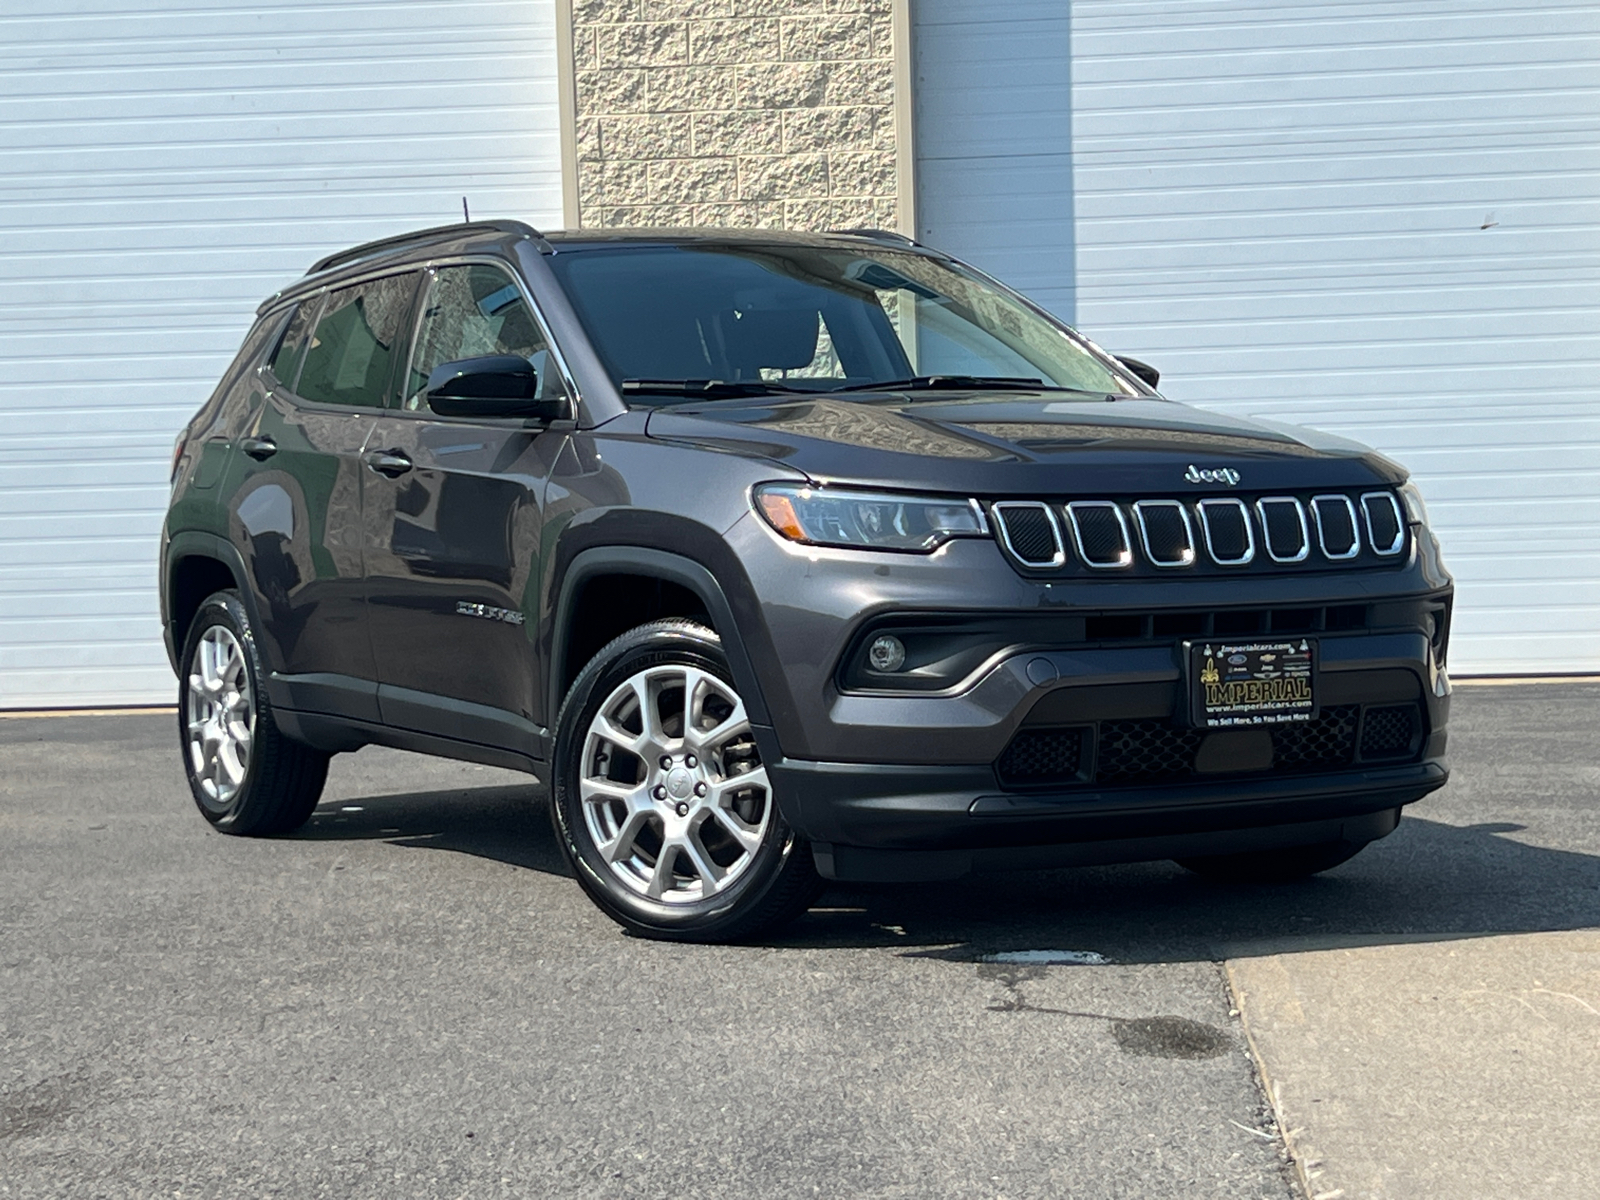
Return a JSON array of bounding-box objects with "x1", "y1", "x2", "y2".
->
[{"x1": 425, "y1": 355, "x2": 567, "y2": 420}]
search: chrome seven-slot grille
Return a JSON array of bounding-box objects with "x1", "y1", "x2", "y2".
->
[{"x1": 990, "y1": 491, "x2": 1405, "y2": 573}]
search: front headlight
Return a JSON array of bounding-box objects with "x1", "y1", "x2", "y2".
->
[
  {"x1": 754, "y1": 484, "x2": 988, "y2": 552},
  {"x1": 1398, "y1": 481, "x2": 1430, "y2": 526}
]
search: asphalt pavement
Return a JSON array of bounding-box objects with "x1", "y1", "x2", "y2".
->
[{"x1": 2, "y1": 683, "x2": 1597, "y2": 1199}]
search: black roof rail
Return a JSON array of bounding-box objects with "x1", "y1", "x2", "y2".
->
[
  {"x1": 306, "y1": 219, "x2": 545, "y2": 276},
  {"x1": 828, "y1": 227, "x2": 918, "y2": 245}
]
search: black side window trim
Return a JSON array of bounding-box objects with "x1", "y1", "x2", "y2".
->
[
  {"x1": 387, "y1": 255, "x2": 578, "y2": 419},
  {"x1": 228, "y1": 306, "x2": 294, "y2": 395},
  {"x1": 261, "y1": 293, "x2": 325, "y2": 396},
  {"x1": 265, "y1": 269, "x2": 425, "y2": 412}
]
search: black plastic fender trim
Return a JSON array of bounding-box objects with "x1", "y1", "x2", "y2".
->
[
  {"x1": 549, "y1": 545, "x2": 772, "y2": 729},
  {"x1": 162, "y1": 530, "x2": 256, "y2": 673}
]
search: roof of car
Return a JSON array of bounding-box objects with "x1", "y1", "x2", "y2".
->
[
  {"x1": 539, "y1": 227, "x2": 919, "y2": 250},
  {"x1": 258, "y1": 223, "x2": 926, "y2": 314}
]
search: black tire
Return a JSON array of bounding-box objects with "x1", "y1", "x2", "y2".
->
[
  {"x1": 551, "y1": 619, "x2": 823, "y2": 943},
  {"x1": 1176, "y1": 838, "x2": 1371, "y2": 884},
  {"x1": 177, "y1": 589, "x2": 329, "y2": 836}
]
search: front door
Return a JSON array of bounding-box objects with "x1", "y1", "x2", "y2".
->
[
  {"x1": 222, "y1": 271, "x2": 418, "y2": 719},
  {"x1": 361, "y1": 261, "x2": 571, "y2": 753}
]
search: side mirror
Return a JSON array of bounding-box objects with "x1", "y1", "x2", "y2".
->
[
  {"x1": 1116, "y1": 356, "x2": 1160, "y2": 389},
  {"x1": 425, "y1": 355, "x2": 567, "y2": 420}
]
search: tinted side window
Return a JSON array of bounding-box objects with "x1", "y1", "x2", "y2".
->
[
  {"x1": 266, "y1": 301, "x2": 318, "y2": 390},
  {"x1": 404, "y1": 264, "x2": 565, "y2": 411},
  {"x1": 296, "y1": 272, "x2": 418, "y2": 408}
]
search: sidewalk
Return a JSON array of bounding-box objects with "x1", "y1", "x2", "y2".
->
[{"x1": 1225, "y1": 682, "x2": 1600, "y2": 1200}]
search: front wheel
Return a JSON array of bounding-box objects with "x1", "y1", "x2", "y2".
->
[
  {"x1": 551, "y1": 620, "x2": 822, "y2": 943},
  {"x1": 1176, "y1": 838, "x2": 1372, "y2": 884}
]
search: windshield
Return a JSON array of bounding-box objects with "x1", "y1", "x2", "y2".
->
[{"x1": 546, "y1": 243, "x2": 1139, "y2": 404}]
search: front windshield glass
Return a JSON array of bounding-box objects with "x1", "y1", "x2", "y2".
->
[{"x1": 546, "y1": 243, "x2": 1138, "y2": 403}]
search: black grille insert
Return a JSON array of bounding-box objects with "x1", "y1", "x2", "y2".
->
[
  {"x1": 1078, "y1": 605, "x2": 1370, "y2": 643},
  {"x1": 1197, "y1": 498, "x2": 1254, "y2": 565},
  {"x1": 1362, "y1": 492, "x2": 1405, "y2": 555},
  {"x1": 1214, "y1": 610, "x2": 1263, "y2": 635},
  {"x1": 1092, "y1": 706, "x2": 1360, "y2": 786},
  {"x1": 1095, "y1": 720, "x2": 1205, "y2": 785},
  {"x1": 1067, "y1": 502, "x2": 1132, "y2": 567},
  {"x1": 1312, "y1": 495, "x2": 1360, "y2": 559},
  {"x1": 1258, "y1": 497, "x2": 1309, "y2": 562},
  {"x1": 1134, "y1": 501, "x2": 1195, "y2": 566},
  {"x1": 995, "y1": 704, "x2": 1401, "y2": 791},
  {"x1": 1360, "y1": 704, "x2": 1420, "y2": 759},
  {"x1": 1272, "y1": 706, "x2": 1359, "y2": 772},
  {"x1": 993, "y1": 503, "x2": 1063, "y2": 566},
  {"x1": 997, "y1": 727, "x2": 1087, "y2": 786}
]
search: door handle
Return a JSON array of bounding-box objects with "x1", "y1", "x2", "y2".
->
[
  {"x1": 239, "y1": 435, "x2": 277, "y2": 461},
  {"x1": 364, "y1": 449, "x2": 413, "y2": 477}
]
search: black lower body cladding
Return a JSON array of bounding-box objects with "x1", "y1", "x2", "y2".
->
[{"x1": 784, "y1": 759, "x2": 1437, "y2": 882}]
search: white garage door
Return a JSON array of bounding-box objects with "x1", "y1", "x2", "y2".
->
[
  {"x1": 916, "y1": 0, "x2": 1600, "y2": 675},
  {"x1": 913, "y1": 0, "x2": 1077, "y2": 321},
  {"x1": 0, "y1": 0, "x2": 562, "y2": 709}
]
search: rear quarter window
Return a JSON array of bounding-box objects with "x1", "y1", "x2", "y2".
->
[{"x1": 266, "y1": 301, "x2": 319, "y2": 391}]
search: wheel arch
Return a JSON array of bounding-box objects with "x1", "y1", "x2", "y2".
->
[
  {"x1": 163, "y1": 532, "x2": 258, "y2": 672},
  {"x1": 549, "y1": 547, "x2": 772, "y2": 731}
]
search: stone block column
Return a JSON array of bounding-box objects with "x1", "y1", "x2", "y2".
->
[{"x1": 559, "y1": 0, "x2": 910, "y2": 231}]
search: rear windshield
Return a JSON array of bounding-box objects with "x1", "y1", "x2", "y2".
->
[{"x1": 545, "y1": 243, "x2": 1135, "y2": 403}]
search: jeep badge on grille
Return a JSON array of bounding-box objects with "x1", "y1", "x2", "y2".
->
[{"x1": 1185, "y1": 465, "x2": 1241, "y2": 486}]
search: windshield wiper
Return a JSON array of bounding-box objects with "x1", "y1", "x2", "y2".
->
[
  {"x1": 621, "y1": 378, "x2": 811, "y2": 399},
  {"x1": 830, "y1": 375, "x2": 1060, "y2": 394}
]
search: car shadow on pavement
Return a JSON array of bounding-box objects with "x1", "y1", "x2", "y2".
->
[
  {"x1": 289, "y1": 780, "x2": 1600, "y2": 963},
  {"x1": 292, "y1": 783, "x2": 573, "y2": 878},
  {"x1": 785, "y1": 816, "x2": 1600, "y2": 962}
]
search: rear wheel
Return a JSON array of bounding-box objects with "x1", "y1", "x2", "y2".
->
[
  {"x1": 1176, "y1": 838, "x2": 1371, "y2": 883},
  {"x1": 552, "y1": 620, "x2": 822, "y2": 942},
  {"x1": 179, "y1": 590, "x2": 329, "y2": 835}
]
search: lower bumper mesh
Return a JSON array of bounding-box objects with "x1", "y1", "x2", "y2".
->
[{"x1": 997, "y1": 703, "x2": 1423, "y2": 790}]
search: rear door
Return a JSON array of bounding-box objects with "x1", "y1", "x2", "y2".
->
[
  {"x1": 223, "y1": 270, "x2": 418, "y2": 720},
  {"x1": 361, "y1": 260, "x2": 572, "y2": 753}
]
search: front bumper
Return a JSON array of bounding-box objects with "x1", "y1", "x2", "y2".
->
[{"x1": 752, "y1": 627, "x2": 1450, "y2": 880}]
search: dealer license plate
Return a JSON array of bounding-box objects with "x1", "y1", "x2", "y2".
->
[{"x1": 1190, "y1": 639, "x2": 1317, "y2": 727}]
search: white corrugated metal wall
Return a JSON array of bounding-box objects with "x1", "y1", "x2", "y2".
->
[
  {"x1": 913, "y1": 1, "x2": 1077, "y2": 322},
  {"x1": 1071, "y1": 0, "x2": 1600, "y2": 675},
  {"x1": 918, "y1": 0, "x2": 1600, "y2": 675},
  {"x1": 0, "y1": 0, "x2": 562, "y2": 708}
]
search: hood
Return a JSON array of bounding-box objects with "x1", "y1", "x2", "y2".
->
[{"x1": 643, "y1": 394, "x2": 1403, "y2": 496}]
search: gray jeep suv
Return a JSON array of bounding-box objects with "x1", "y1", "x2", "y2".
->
[{"x1": 162, "y1": 221, "x2": 1452, "y2": 941}]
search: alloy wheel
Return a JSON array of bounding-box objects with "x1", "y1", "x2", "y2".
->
[
  {"x1": 579, "y1": 663, "x2": 770, "y2": 904},
  {"x1": 186, "y1": 625, "x2": 255, "y2": 809}
]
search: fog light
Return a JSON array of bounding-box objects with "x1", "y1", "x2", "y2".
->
[{"x1": 868, "y1": 634, "x2": 906, "y2": 673}]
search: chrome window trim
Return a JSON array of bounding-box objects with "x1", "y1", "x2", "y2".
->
[
  {"x1": 1065, "y1": 500, "x2": 1134, "y2": 569},
  {"x1": 1131, "y1": 499, "x2": 1196, "y2": 568},
  {"x1": 1311, "y1": 494, "x2": 1362, "y2": 560},
  {"x1": 1196, "y1": 497, "x2": 1256, "y2": 566},
  {"x1": 991, "y1": 501, "x2": 1065, "y2": 567},
  {"x1": 1256, "y1": 496, "x2": 1310, "y2": 563},
  {"x1": 1360, "y1": 491, "x2": 1406, "y2": 556}
]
